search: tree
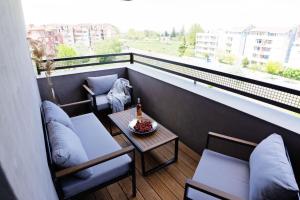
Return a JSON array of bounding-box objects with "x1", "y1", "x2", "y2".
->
[
  {"x1": 164, "y1": 31, "x2": 169, "y2": 37},
  {"x1": 93, "y1": 39, "x2": 121, "y2": 62},
  {"x1": 203, "y1": 53, "x2": 210, "y2": 62},
  {"x1": 171, "y1": 27, "x2": 176, "y2": 38},
  {"x1": 56, "y1": 44, "x2": 78, "y2": 66},
  {"x1": 126, "y1": 29, "x2": 145, "y2": 40},
  {"x1": 180, "y1": 26, "x2": 185, "y2": 37},
  {"x1": 242, "y1": 57, "x2": 249, "y2": 67},
  {"x1": 178, "y1": 37, "x2": 187, "y2": 56},
  {"x1": 186, "y1": 24, "x2": 204, "y2": 47},
  {"x1": 144, "y1": 30, "x2": 160, "y2": 39},
  {"x1": 74, "y1": 43, "x2": 91, "y2": 63}
]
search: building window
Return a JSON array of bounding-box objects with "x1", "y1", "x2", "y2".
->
[{"x1": 254, "y1": 46, "x2": 260, "y2": 51}]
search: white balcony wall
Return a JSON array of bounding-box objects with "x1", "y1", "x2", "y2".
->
[{"x1": 0, "y1": 0, "x2": 58, "y2": 199}]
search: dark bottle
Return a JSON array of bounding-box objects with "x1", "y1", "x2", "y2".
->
[{"x1": 136, "y1": 98, "x2": 142, "y2": 121}]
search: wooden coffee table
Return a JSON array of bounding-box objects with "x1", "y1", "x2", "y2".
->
[{"x1": 108, "y1": 108, "x2": 179, "y2": 176}]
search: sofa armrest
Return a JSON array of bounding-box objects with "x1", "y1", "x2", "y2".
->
[
  {"x1": 207, "y1": 132, "x2": 257, "y2": 148},
  {"x1": 59, "y1": 100, "x2": 92, "y2": 109},
  {"x1": 184, "y1": 179, "x2": 242, "y2": 200},
  {"x1": 82, "y1": 84, "x2": 97, "y2": 111},
  {"x1": 55, "y1": 145, "x2": 135, "y2": 178},
  {"x1": 83, "y1": 84, "x2": 95, "y2": 97}
]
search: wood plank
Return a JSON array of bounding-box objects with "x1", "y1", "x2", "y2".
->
[
  {"x1": 149, "y1": 147, "x2": 190, "y2": 187},
  {"x1": 80, "y1": 126, "x2": 201, "y2": 200},
  {"x1": 94, "y1": 188, "x2": 113, "y2": 200},
  {"x1": 152, "y1": 144, "x2": 195, "y2": 178},
  {"x1": 179, "y1": 141, "x2": 201, "y2": 162},
  {"x1": 127, "y1": 139, "x2": 182, "y2": 200},
  {"x1": 118, "y1": 177, "x2": 145, "y2": 200},
  {"x1": 117, "y1": 134, "x2": 192, "y2": 199},
  {"x1": 115, "y1": 135, "x2": 162, "y2": 200},
  {"x1": 107, "y1": 183, "x2": 128, "y2": 200}
]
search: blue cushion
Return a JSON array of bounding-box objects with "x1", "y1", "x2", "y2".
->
[
  {"x1": 87, "y1": 74, "x2": 118, "y2": 95},
  {"x1": 249, "y1": 133, "x2": 299, "y2": 200},
  {"x1": 47, "y1": 121, "x2": 93, "y2": 179},
  {"x1": 60, "y1": 113, "x2": 131, "y2": 198},
  {"x1": 42, "y1": 100, "x2": 75, "y2": 131},
  {"x1": 188, "y1": 149, "x2": 249, "y2": 200},
  {"x1": 94, "y1": 94, "x2": 110, "y2": 111}
]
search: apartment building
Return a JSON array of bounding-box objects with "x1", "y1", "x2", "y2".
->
[
  {"x1": 217, "y1": 26, "x2": 254, "y2": 59},
  {"x1": 27, "y1": 24, "x2": 63, "y2": 55},
  {"x1": 27, "y1": 23, "x2": 119, "y2": 49},
  {"x1": 195, "y1": 31, "x2": 219, "y2": 59},
  {"x1": 57, "y1": 25, "x2": 75, "y2": 45},
  {"x1": 195, "y1": 26, "x2": 252, "y2": 61},
  {"x1": 89, "y1": 24, "x2": 119, "y2": 45},
  {"x1": 243, "y1": 27, "x2": 295, "y2": 65},
  {"x1": 196, "y1": 26, "x2": 297, "y2": 66},
  {"x1": 288, "y1": 26, "x2": 300, "y2": 67}
]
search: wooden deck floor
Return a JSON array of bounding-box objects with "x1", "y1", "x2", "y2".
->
[{"x1": 78, "y1": 131, "x2": 200, "y2": 200}]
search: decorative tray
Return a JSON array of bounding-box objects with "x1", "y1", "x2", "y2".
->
[{"x1": 128, "y1": 118, "x2": 158, "y2": 135}]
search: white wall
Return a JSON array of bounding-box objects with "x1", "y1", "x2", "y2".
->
[{"x1": 0, "y1": 0, "x2": 58, "y2": 199}]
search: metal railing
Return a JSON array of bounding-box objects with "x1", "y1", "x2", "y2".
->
[
  {"x1": 38, "y1": 52, "x2": 300, "y2": 113},
  {"x1": 38, "y1": 53, "x2": 133, "y2": 75}
]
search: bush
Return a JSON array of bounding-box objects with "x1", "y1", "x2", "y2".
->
[
  {"x1": 248, "y1": 64, "x2": 264, "y2": 71},
  {"x1": 218, "y1": 54, "x2": 236, "y2": 65},
  {"x1": 93, "y1": 39, "x2": 122, "y2": 62},
  {"x1": 282, "y1": 68, "x2": 300, "y2": 80},
  {"x1": 242, "y1": 57, "x2": 249, "y2": 67},
  {"x1": 265, "y1": 61, "x2": 283, "y2": 75}
]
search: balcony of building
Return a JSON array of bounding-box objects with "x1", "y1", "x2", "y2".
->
[{"x1": 2, "y1": 1, "x2": 300, "y2": 200}]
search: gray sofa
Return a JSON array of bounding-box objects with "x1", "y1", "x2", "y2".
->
[
  {"x1": 184, "y1": 132, "x2": 299, "y2": 200},
  {"x1": 42, "y1": 100, "x2": 136, "y2": 199}
]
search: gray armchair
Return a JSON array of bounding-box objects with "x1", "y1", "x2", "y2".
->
[
  {"x1": 83, "y1": 74, "x2": 132, "y2": 114},
  {"x1": 184, "y1": 132, "x2": 299, "y2": 200}
]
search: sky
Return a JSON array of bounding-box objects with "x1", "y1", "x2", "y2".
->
[{"x1": 21, "y1": 0, "x2": 300, "y2": 33}]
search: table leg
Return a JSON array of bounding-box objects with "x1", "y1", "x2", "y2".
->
[
  {"x1": 175, "y1": 138, "x2": 179, "y2": 162},
  {"x1": 141, "y1": 153, "x2": 146, "y2": 176},
  {"x1": 141, "y1": 138, "x2": 179, "y2": 176}
]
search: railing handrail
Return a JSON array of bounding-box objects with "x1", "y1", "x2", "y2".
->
[
  {"x1": 41, "y1": 52, "x2": 131, "y2": 62},
  {"x1": 133, "y1": 53, "x2": 300, "y2": 96},
  {"x1": 36, "y1": 52, "x2": 300, "y2": 113}
]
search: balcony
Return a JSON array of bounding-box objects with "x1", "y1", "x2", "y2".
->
[
  {"x1": 2, "y1": 1, "x2": 300, "y2": 200},
  {"x1": 33, "y1": 52, "x2": 300, "y2": 199}
]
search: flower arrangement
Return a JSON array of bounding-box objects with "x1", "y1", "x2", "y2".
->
[{"x1": 28, "y1": 38, "x2": 58, "y2": 103}]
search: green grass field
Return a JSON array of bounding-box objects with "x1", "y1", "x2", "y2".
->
[{"x1": 124, "y1": 39, "x2": 194, "y2": 57}]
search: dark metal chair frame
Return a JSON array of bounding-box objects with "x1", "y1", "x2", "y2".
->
[
  {"x1": 41, "y1": 100, "x2": 136, "y2": 200},
  {"x1": 183, "y1": 132, "x2": 257, "y2": 200},
  {"x1": 82, "y1": 80, "x2": 133, "y2": 114}
]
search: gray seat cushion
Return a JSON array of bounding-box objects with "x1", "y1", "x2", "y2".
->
[
  {"x1": 47, "y1": 121, "x2": 93, "y2": 179},
  {"x1": 42, "y1": 100, "x2": 75, "y2": 131},
  {"x1": 60, "y1": 113, "x2": 131, "y2": 198},
  {"x1": 87, "y1": 74, "x2": 118, "y2": 95},
  {"x1": 249, "y1": 133, "x2": 299, "y2": 200},
  {"x1": 188, "y1": 149, "x2": 249, "y2": 200},
  {"x1": 94, "y1": 94, "x2": 110, "y2": 110}
]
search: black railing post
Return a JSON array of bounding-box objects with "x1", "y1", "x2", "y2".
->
[
  {"x1": 36, "y1": 63, "x2": 41, "y2": 75},
  {"x1": 130, "y1": 53, "x2": 134, "y2": 64}
]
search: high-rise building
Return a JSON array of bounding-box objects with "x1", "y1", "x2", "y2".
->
[
  {"x1": 288, "y1": 26, "x2": 300, "y2": 67},
  {"x1": 243, "y1": 27, "x2": 295, "y2": 65},
  {"x1": 196, "y1": 26, "x2": 297, "y2": 66},
  {"x1": 217, "y1": 26, "x2": 253, "y2": 60},
  {"x1": 26, "y1": 23, "x2": 119, "y2": 51},
  {"x1": 195, "y1": 31, "x2": 219, "y2": 59}
]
